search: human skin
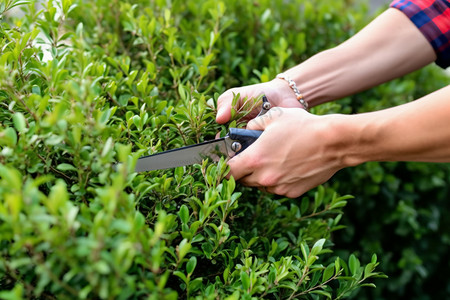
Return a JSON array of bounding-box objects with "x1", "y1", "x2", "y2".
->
[
  {"x1": 216, "y1": 9, "x2": 436, "y2": 123},
  {"x1": 215, "y1": 8, "x2": 448, "y2": 198},
  {"x1": 227, "y1": 86, "x2": 450, "y2": 198}
]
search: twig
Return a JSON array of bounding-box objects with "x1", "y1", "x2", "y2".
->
[
  {"x1": 291, "y1": 272, "x2": 341, "y2": 299},
  {"x1": 296, "y1": 206, "x2": 333, "y2": 222},
  {"x1": 36, "y1": 152, "x2": 72, "y2": 180},
  {"x1": 287, "y1": 266, "x2": 309, "y2": 300}
]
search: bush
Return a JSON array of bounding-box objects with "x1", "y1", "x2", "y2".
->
[{"x1": 0, "y1": 0, "x2": 447, "y2": 299}]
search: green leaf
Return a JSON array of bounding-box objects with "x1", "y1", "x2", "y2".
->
[
  {"x1": 268, "y1": 267, "x2": 276, "y2": 284},
  {"x1": 178, "y1": 84, "x2": 187, "y2": 101},
  {"x1": 56, "y1": 163, "x2": 77, "y2": 172},
  {"x1": 12, "y1": 112, "x2": 26, "y2": 133},
  {"x1": 5, "y1": 1, "x2": 31, "y2": 12},
  {"x1": 2, "y1": 127, "x2": 17, "y2": 146},
  {"x1": 300, "y1": 242, "x2": 309, "y2": 261},
  {"x1": 329, "y1": 200, "x2": 347, "y2": 210},
  {"x1": 199, "y1": 65, "x2": 208, "y2": 77},
  {"x1": 240, "y1": 271, "x2": 250, "y2": 291},
  {"x1": 93, "y1": 261, "x2": 110, "y2": 274},
  {"x1": 360, "y1": 283, "x2": 377, "y2": 288},
  {"x1": 134, "y1": 211, "x2": 145, "y2": 230},
  {"x1": 0, "y1": 283, "x2": 24, "y2": 300},
  {"x1": 224, "y1": 291, "x2": 240, "y2": 300},
  {"x1": 188, "y1": 277, "x2": 203, "y2": 293},
  {"x1": 349, "y1": 254, "x2": 360, "y2": 276},
  {"x1": 31, "y1": 85, "x2": 41, "y2": 95},
  {"x1": 364, "y1": 262, "x2": 377, "y2": 278},
  {"x1": 101, "y1": 137, "x2": 114, "y2": 157},
  {"x1": 300, "y1": 197, "x2": 309, "y2": 214},
  {"x1": 179, "y1": 205, "x2": 189, "y2": 224},
  {"x1": 164, "y1": 8, "x2": 171, "y2": 24},
  {"x1": 45, "y1": 134, "x2": 64, "y2": 146},
  {"x1": 335, "y1": 257, "x2": 341, "y2": 274},
  {"x1": 314, "y1": 185, "x2": 324, "y2": 211},
  {"x1": 310, "y1": 290, "x2": 332, "y2": 298},
  {"x1": 173, "y1": 271, "x2": 188, "y2": 285},
  {"x1": 323, "y1": 263, "x2": 335, "y2": 282},
  {"x1": 310, "y1": 238, "x2": 325, "y2": 256},
  {"x1": 371, "y1": 253, "x2": 378, "y2": 264},
  {"x1": 186, "y1": 256, "x2": 197, "y2": 275},
  {"x1": 178, "y1": 239, "x2": 191, "y2": 261}
]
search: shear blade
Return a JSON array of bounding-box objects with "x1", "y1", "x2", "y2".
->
[{"x1": 135, "y1": 138, "x2": 229, "y2": 172}]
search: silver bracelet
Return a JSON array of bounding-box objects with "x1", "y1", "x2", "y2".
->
[{"x1": 276, "y1": 73, "x2": 308, "y2": 110}]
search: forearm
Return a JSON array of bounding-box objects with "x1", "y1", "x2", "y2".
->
[
  {"x1": 336, "y1": 85, "x2": 450, "y2": 166},
  {"x1": 227, "y1": 83, "x2": 450, "y2": 198},
  {"x1": 279, "y1": 8, "x2": 436, "y2": 107}
]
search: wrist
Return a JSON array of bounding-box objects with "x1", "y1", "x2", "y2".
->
[
  {"x1": 323, "y1": 113, "x2": 379, "y2": 168},
  {"x1": 275, "y1": 73, "x2": 309, "y2": 110},
  {"x1": 269, "y1": 77, "x2": 295, "y2": 99}
]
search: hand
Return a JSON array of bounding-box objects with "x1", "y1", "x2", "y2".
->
[
  {"x1": 216, "y1": 79, "x2": 303, "y2": 124},
  {"x1": 227, "y1": 108, "x2": 347, "y2": 198}
]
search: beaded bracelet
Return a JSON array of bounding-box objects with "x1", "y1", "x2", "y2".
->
[{"x1": 276, "y1": 73, "x2": 308, "y2": 110}]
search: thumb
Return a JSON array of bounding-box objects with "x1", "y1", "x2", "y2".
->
[{"x1": 247, "y1": 107, "x2": 283, "y2": 130}]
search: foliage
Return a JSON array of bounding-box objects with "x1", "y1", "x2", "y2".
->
[
  {"x1": 0, "y1": 0, "x2": 386, "y2": 299},
  {"x1": 2, "y1": 0, "x2": 448, "y2": 299},
  {"x1": 333, "y1": 59, "x2": 450, "y2": 298},
  {"x1": 323, "y1": 5, "x2": 450, "y2": 300}
]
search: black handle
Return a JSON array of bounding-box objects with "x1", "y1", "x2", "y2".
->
[{"x1": 228, "y1": 128, "x2": 263, "y2": 154}]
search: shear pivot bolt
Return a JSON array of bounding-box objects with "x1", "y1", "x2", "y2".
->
[{"x1": 231, "y1": 142, "x2": 242, "y2": 153}]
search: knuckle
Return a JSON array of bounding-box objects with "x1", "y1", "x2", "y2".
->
[
  {"x1": 227, "y1": 158, "x2": 239, "y2": 172},
  {"x1": 285, "y1": 190, "x2": 301, "y2": 199},
  {"x1": 272, "y1": 185, "x2": 287, "y2": 196},
  {"x1": 247, "y1": 119, "x2": 261, "y2": 130},
  {"x1": 245, "y1": 152, "x2": 263, "y2": 169},
  {"x1": 258, "y1": 173, "x2": 279, "y2": 187}
]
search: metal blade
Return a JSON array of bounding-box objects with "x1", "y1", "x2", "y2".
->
[{"x1": 135, "y1": 138, "x2": 229, "y2": 172}]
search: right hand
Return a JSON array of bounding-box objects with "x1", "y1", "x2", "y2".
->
[
  {"x1": 216, "y1": 79, "x2": 304, "y2": 124},
  {"x1": 226, "y1": 107, "x2": 346, "y2": 198}
]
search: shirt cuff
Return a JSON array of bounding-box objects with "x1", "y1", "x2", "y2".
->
[{"x1": 390, "y1": 0, "x2": 450, "y2": 68}]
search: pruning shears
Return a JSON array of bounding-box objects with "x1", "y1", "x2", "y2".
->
[{"x1": 134, "y1": 96, "x2": 271, "y2": 172}]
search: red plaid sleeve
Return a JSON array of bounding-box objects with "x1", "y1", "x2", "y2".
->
[{"x1": 391, "y1": 0, "x2": 450, "y2": 68}]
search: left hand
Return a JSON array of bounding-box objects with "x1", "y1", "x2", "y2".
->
[
  {"x1": 216, "y1": 79, "x2": 302, "y2": 124},
  {"x1": 227, "y1": 107, "x2": 347, "y2": 198}
]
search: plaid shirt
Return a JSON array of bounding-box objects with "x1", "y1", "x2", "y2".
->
[{"x1": 391, "y1": 0, "x2": 450, "y2": 68}]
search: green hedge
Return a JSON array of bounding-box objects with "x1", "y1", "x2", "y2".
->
[{"x1": 0, "y1": 0, "x2": 448, "y2": 299}]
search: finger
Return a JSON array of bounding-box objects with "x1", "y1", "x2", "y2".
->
[
  {"x1": 238, "y1": 173, "x2": 262, "y2": 187},
  {"x1": 226, "y1": 146, "x2": 257, "y2": 181},
  {"x1": 226, "y1": 157, "x2": 252, "y2": 181},
  {"x1": 269, "y1": 180, "x2": 316, "y2": 199},
  {"x1": 246, "y1": 116, "x2": 266, "y2": 131},
  {"x1": 216, "y1": 90, "x2": 235, "y2": 124}
]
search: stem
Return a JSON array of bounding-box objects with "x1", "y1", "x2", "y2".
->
[
  {"x1": 292, "y1": 272, "x2": 342, "y2": 299},
  {"x1": 174, "y1": 123, "x2": 188, "y2": 145},
  {"x1": 287, "y1": 266, "x2": 309, "y2": 300},
  {"x1": 2, "y1": 260, "x2": 36, "y2": 297},
  {"x1": 296, "y1": 205, "x2": 333, "y2": 222},
  {"x1": 17, "y1": 94, "x2": 38, "y2": 122},
  {"x1": 36, "y1": 152, "x2": 72, "y2": 180},
  {"x1": 35, "y1": 253, "x2": 79, "y2": 297}
]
